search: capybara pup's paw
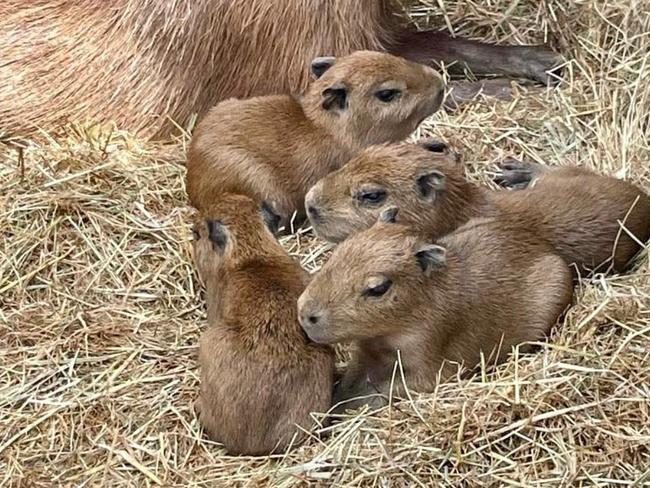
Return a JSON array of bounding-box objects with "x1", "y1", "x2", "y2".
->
[{"x1": 494, "y1": 158, "x2": 545, "y2": 189}]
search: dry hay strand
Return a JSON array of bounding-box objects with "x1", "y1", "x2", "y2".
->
[{"x1": 2, "y1": 0, "x2": 650, "y2": 486}]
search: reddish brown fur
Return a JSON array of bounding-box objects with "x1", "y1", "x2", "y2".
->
[
  {"x1": 192, "y1": 193, "x2": 334, "y2": 455},
  {"x1": 187, "y1": 51, "x2": 444, "y2": 225},
  {"x1": 1, "y1": 1, "x2": 562, "y2": 138},
  {"x1": 297, "y1": 218, "x2": 573, "y2": 411},
  {"x1": 305, "y1": 143, "x2": 650, "y2": 274}
]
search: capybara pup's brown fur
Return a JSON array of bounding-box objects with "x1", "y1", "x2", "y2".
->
[
  {"x1": 192, "y1": 193, "x2": 334, "y2": 455},
  {"x1": 297, "y1": 215, "x2": 573, "y2": 411},
  {"x1": 2, "y1": 1, "x2": 562, "y2": 138},
  {"x1": 305, "y1": 142, "x2": 650, "y2": 274},
  {"x1": 187, "y1": 51, "x2": 444, "y2": 226}
]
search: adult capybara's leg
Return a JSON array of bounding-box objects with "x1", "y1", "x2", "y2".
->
[
  {"x1": 443, "y1": 78, "x2": 542, "y2": 109},
  {"x1": 390, "y1": 31, "x2": 564, "y2": 85}
]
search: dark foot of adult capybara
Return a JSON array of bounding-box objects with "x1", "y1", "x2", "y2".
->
[{"x1": 393, "y1": 30, "x2": 565, "y2": 85}]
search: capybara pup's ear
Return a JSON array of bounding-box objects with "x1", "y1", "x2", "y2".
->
[
  {"x1": 416, "y1": 170, "x2": 446, "y2": 200},
  {"x1": 321, "y1": 83, "x2": 348, "y2": 111},
  {"x1": 206, "y1": 219, "x2": 228, "y2": 251},
  {"x1": 414, "y1": 243, "x2": 447, "y2": 274},
  {"x1": 310, "y1": 56, "x2": 336, "y2": 78},
  {"x1": 260, "y1": 201, "x2": 282, "y2": 234},
  {"x1": 418, "y1": 138, "x2": 462, "y2": 163},
  {"x1": 419, "y1": 138, "x2": 449, "y2": 153},
  {"x1": 378, "y1": 207, "x2": 399, "y2": 224}
]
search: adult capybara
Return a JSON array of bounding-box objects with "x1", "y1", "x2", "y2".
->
[
  {"x1": 297, "y1": 214, "x2": 573, "y2": 411},
  {"x1": 187, "y1": 51, "x2": 444, "y2": 226},
  {"x1": 1, "y1": 1, "x2": 563, "y2": 138},
  {"x1": 192, "y1": 193, "x2": 334, "y2": 454},
  {"x1": 305, "y1": 142, "x2": 650, "y2": 274}
]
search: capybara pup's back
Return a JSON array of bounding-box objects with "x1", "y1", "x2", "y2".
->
[{"x1": 192, "y1": 193, "x2": 334, "y2": 455}]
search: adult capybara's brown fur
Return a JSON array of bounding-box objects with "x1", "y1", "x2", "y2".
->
[
  {"x1": 305, "y1": 142, "x2": 650, "y2": 274},
  {"x1": 187, "y1": 51, "x2": 444, "y2": 226},
  {"x1": 192, "y1": 193, "x2": 334, "y2": 455},
  {"x1": 1, "y1": 1, "x2": 388, "y2": 138},
  {"x1": 1, "y1": 1, "x2": 562, "y2": 138},
  {"x1": 297, "y1": 217, "x2": 573, "y2": 411}
]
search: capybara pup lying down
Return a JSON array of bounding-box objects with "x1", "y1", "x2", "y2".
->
[
  {"x1": 187, "y1": 51, "x2": 445, "y2": 228},
  {"x1": 297, "y1": 214, "x2": 573, "y2": 411},
  {"x1": 192, "y1": 193, "x2": 334, "y2": 455},
  {"x1": 305, "y1": 142, "x2": 650, "y2": 274}
]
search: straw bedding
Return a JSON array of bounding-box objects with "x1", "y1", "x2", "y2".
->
[{"x1": 1, "y1": 1, "x2": 649, "y2": 486}]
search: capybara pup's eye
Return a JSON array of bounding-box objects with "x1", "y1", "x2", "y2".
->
[
  {"x1": 362, "y1": 278, "x2": 393, "y2": 298},
  {"x1": 358, "y1": 189, "x2": 387, "y2": 204},
  {"x1": 375, "y1": 89, "x2": 401, "y2": 102}
]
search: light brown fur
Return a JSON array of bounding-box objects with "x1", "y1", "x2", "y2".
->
[
  {"x1": 187, "y1": 51, "x2": 444, "y2": 226},
  {"x1": 1, "y1": 1, "x2": 562, "y2": 138},
  {"x1": 192, "y1": 193, "x2": 334, "y2": 455},
  {"x1": 297, "y1": 218, "x2": 573, "y2": 411},
  {"x1": 1, "y1": 1, "x2": 391, "y2": 138},
  {"x1": 305, "y1": 143, "x2": 650, "y2": 274}
]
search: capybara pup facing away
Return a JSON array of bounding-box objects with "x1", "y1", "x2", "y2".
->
[
  {"x1": 305, "y1": 142, "x2": 650, "y2": 274},
  {"x1": 297, "y1": 214, "x2": 573, "y2": 411},
  {"x1": 192, "y1": 193, "x2": 334, "y2": 455},
  {"x1": 1, "y1": 1, "x2": 562, "y2": 138},
  {"x1": 187, "y1": 51, "x2": 445, "y2": 227}
]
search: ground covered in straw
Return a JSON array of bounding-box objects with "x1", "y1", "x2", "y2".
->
[{"x1": 2, "y1": 1, "x2": 649, "y2": 486}]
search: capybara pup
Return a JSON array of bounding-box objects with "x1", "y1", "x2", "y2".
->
[
  {"x1": 187, "y1": 51, "x2": 445, "y2": 227},
  {"x1": 305, "y1": 142, "x2": 650, "y2": 274},
  {"x1": 297, "y1": 214, "x2": 573, "y2": 411},
  {"x1": 1, "y1": 0, "x2": 563, "y2": 138},
  {"x1": 192, "y1": 193, "x2": 334, "y2": 455}
]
